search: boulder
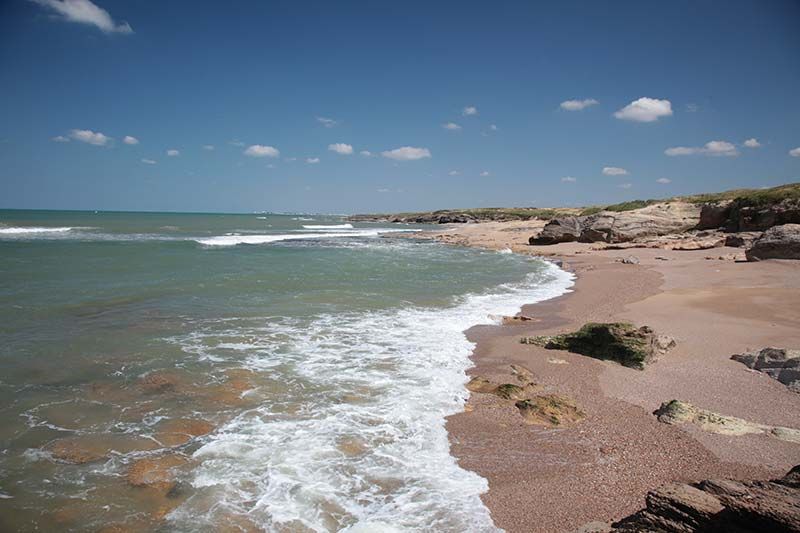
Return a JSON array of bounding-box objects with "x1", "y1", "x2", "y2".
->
[
  {"x1": 728, "y1": 198, "x2": 800, "y2": 232},
  {"x1": 746, "y1": 224, "x2": 800, "y2": 261},
  {"x1": 731, "y1": 347, "x2": 800, "y2": 392},
  {"x1": 724, "y1": 231, "x2": 761, "y2": 248},
  {"x1": 529, "y1": 216, "x2": 583, "y2": 245},
  {"x1": 515, "y1": 394, "x2": 586, "y2": 427},
  {"x1": 698, "y1": 201, "x2": 733, "y2": 230},
  {"x1": 522, "y1": 323, "x2": 674, "y2": 369},
  {"x1": 466, "y1": 376, "x2": 538, "y2": 400},
  {"x1": 579, "y1": 203, "x2": 701, "y2": 243}
]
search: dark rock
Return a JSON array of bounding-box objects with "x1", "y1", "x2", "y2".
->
[
  {"x1": 746, "y1": 224, "x2": 800, "y2": 261},
  {"x1": 698, "y1": 201, "x2": 733, "y2": 230},
  {"x1": 727, "y1": 198, "x2": 800, "y2": 232},
  {"x1": 731, "y1": 347, "x2": 800, "y2": 392},
  {"x1": 724, "y1": 232, "x2": 761, "y2": 248},
  {"x1": 530, "y1": 217, "x2": 583, "y2": 245},
  {"x1": 522, "y1": 323, "x2": 674, "y2": 369}
]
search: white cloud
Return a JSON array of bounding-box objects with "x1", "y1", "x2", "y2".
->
[
  {"x1": 141, "y1": 158, "x2": 156, "y2": 165},
  {"x1": 123, "y1": 135, "x2": 139, "y2": 145},
  {"x1": 602, "y1": 166, "x2": 628, "y2": 176},
  {"x1": 685, "y1": 103, "x2": 699, "y2": 113},
  {"x1": 489, "y1": 124, "x2": 498, "y2": 131},
  {"x1": 619, "y1": 183, "x2": 633, "y2": 189},
  {"x1": 166, "y1": 149, "x2": 180, "y2": 157},
  {"x1": 656, "y1": 178, "x2": 672, "y2": 184},
  {"x1": 244, "y1": 145, "x2": 280, "y2": 158},
  {"x1": 462, "y1": 106, "x2": 478, "y2": 116},
  {"x1": 743, "y1": 138, "x2": 761, "y2": 148},
  {"x1": 442, "y1": 122, "x2": 462, "y2": 131},
  {"x1": 52, "y1": 135, "x2": 70, "y2": 142},
  {"x1": 448, "y1": 170, "x2": 460, "y2": 176},
  {"x1": 359, "y1": 150, "x2": 373, "y2": 157},
  {"x1": 790, "y1": 147, "x2": 800, "y2": 157},
  {"x1": 480, "y1": 171, "x2": 490, "y2": 177},
  {"x1": 69, "y1": 129, "x2": 110, "y2": 146},
  {"x1": 203, "y1": 145, "x2": 215, "y2": 151},
  {"x1": 316, "y1": 116, "x2": 338, "y2": 128},
  {"x1": 377, "y1": 188, "x2": 391, "y2": 193},
  {"x1": 380, "y1": 146, "x2": 431, "y2": 161},
  {"x1": 306, "y1": 157, "x2": 320, "y2": 164},
  {"x1": 328, "y1": 143, "x2": 353, "y2": 155},
  {"x1": 561, "y1": 176, "x2": 577, "y2": 182},
  {"x1": 229, "y1": 140, "x2": 245, "y2": 147},
  {"x1": 560, "y1": 98, "x2": 599, "y2": 111},
  {"x1": 614, "y1": 97, "x2": 673, "y2": 122},
  {"x1": 30, "y1": 0, "x2": 133, "y2": 34},
  {"x1": 665, "y1": 140, "x2": 738, "y2": 157}
]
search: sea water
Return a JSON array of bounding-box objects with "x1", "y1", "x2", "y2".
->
[{"x1": 0, "y1": 210, "x2": 573, "y2": 532}]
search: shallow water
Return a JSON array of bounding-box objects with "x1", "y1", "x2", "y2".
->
[{"x1": 0, "y1": 210, "x2": 573, "y2": 532}]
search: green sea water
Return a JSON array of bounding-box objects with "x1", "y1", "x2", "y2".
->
[{"x1": 0, "y1": 209, "x2": 573, "y2": 532}]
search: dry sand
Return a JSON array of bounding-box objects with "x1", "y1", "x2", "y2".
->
[{"x1": 416, "y1": 223, "x2": 800, "y2": 533}]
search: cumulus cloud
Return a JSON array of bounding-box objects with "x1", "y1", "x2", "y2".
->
[
  {"x1": 203, "y1": 145, "x2": 215, "y2": 151},
  {"x1": 69, "y1": 129, "x2": 110, "y2": 145},
  {"x1": 462, "y1": 106, "x2": 478, "y2": 116},
  {"x1": 123, "y1": 135, "x2": 139, "y2": 145},
  {"x1": 328, "y1": 143, "x2": 353, "y2": 155},
  {"x1": 359, "y1": 150, "x2": 373, "y2": 157},
  {"x1": 560, "y1": 98, "x2": 599, "y2": 111},
  {"x1": 561, "y1": 176, "x2": 577, "y2": 182},
  {"x1": 244, "y1": 145, "x2": 280, "y2": 157},
  {"x1": 480, "y1": 171, "x2": 490, "y2": 177},
  {"x1": 665, "y1": 140, "x2": 738, "y2": 157},
  {"x1": 442, "y1": 122, "x2": 462, "y2": 131},
  {"x1": 30, "y1": 0, "x2": 133, "y2": 34},
  {"x1": 306, "y1": 157, "x2": 320, "y2": 164},
  {"x1": 166, "y1": 149, "x2": 180, "y2": 156},
  {"x1": 52, "y1": 135, "x2": 70, "y2": 142},
  {"x1": 614, "y1": 97, "x2": 673, "y2": 122},
  {"x1": 380, "y1": 146, "x2": 431, "y2": 161},
  {"x1": 141, "y1": 158, "x2": 156, "y2": 165},
  {"x1": 316, "y1": 116, "x2": 338, "y2": 128},
  {"x1": 602, "y1": 166, "x2": 629, "y2": 176},
  {"x1": 790, "y1": 147, "x2": 800, "y2": 157},
  {"x1": 656, "y1": 178, "x2": 672, "y2": 184},
  {"x1": 743, "y1": 138, "x2": 761, "y2": 148}
]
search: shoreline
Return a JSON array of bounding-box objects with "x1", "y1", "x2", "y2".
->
[{"x1": 419, "y1": 224, "x2": 800, "y2": 532}]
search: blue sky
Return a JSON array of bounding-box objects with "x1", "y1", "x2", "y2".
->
[{"x1": 1, "y1": 0, "x2": 799, "y2": 213}]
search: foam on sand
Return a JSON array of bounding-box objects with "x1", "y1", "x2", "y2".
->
[{"x1": 302, "y1": 223, "x2": 354, "y2": 229}]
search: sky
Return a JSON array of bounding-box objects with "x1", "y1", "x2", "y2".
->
[{"x1": 1, "y1": 0, "x2": 799, "y2": 214}]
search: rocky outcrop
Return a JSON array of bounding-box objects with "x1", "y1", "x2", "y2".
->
[
  {"x1": 529, "y1": 216, "x2": 583, "y2": 244},
  {"x1": 731, "y1": 347, "x2": 800, "y2": 392},
  {"x1": 521, "y1": 323, "x2": 675, "y2": 369},
  {"x1": 698, "y1": 200, "x2": 734, "y2": 230},
  {"x1": 126, "y1": 454, "x2": 189, "y2": 491},
  {"x1": 577, "y1": 465, "x2": 800, "y2": 532},
  {"x1": 654, "y1": 400, "x2": 800, "y2": 443},
  {"x1": 515, "y1": 395, "x2": 586, "y2": 427},
  {"x1": 530, "y1": 203, "x2": 701, "y2": 245},
  {"x1": 746, "y1": 224, "x2": 800, "y2": 261},
  {"x1": 466, "y1": 376, "x2": 539, "y2": 400},
  {"x1": 698, "y1": 197, "x2": 800, "y2": 232},
  {"x1": 724, "y1": 231, "x2": 761, "y2": 248}
]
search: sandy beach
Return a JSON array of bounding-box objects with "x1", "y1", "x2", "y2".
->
[{"x1": 417, "y1": 222, "x2": 800, "y2": 533}]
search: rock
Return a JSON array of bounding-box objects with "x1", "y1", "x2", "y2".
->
[
  {"x1": 522, "y1": 323, "x2": 674, "y2": 369},
  {"x1": 126, "y1": 454, "x2": 189, "y2": 492},
  {"x1": 731, "y1": 347, "x2": 800, "y2": 392},
  {"x1": 501, "y1": 315, "x2": 539, "y2": 325},
  {"x1": 698, "y1": 200, "x2": 733, "y2": 230},
  {"x1": 529, "y1": 216, "x2": 583, "y2": 245},
  {"x1": 466, "y1": 376, "x2": 500, "y2": 394},
  {"x1": 655, "y1": 256, "x2": 670, "y2": 261},
  {"x1": 727, "y1": 197, "x2": 800, "y2": 232},
  {"x1": 138, "y1": 372, "x2": 181, "y2": 394},
  {"x1": 746, "y1": 223, "x2": 800, "y2": 261},
  {"x1": 466, "y1": 376, "x2": 538, "y2": 400},
  {"x1": 579, "y1": 203, "x2": 701, "y2": 243},
  {"x1": 654, "y1": 399, "x2": 800, "y2": 443},
  {"x1": 154, "y1": 418, "x2": 215, "y2": 447},
  {"x1": 45, "y1": 435, "x2": 158, "y2": 464},
  {"x1": 615, "y1": 256, "x2": 640, "y2": 265},
  {"x1": 509, "y1": 364, "x2": 535, "y2": 383},
  {"x1": 724, "y1": 231, "x2": 761, "y2": 248},
  {"x1": 598, "y1": 466, "x2": 800, "y2": 532},
  {"x1": 515, "y1": 395, "x2": 586, "y2": 427}
]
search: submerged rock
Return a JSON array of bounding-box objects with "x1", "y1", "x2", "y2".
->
[
  {"x1": 578, "y1": 465, "x2": 800, "y2": 532},
  {"x1": 746, "y1": 223, "x2": 800, "y2": 261},
  {"x1": 126, "y1": 454, "x2": 189, "y2": 492},
  {"x1": 45, "y1": 435, "x2": 158, "y2": 464},
  {"x1": 731, "y1": 347, "x2": 800, "y2": 392},
  {"x1": 654, "y1": 400, "x2": 800, "y2": 443},
  {"x1": 515, "y1": 395, "x2": 586, "y2": 427},
  {"x1": 522, "y1": 323, "x2": 674, "y2": 369},
  {"x1": 154, "y1": 418, "x2": 215, "y2": 447}
]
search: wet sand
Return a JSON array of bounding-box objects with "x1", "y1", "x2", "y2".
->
[{"x1": 426, "y1": 224, "x2": 800, "y2": 533}]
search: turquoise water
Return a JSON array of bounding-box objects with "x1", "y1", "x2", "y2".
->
[{"x1": 0, "y1": 210, "x2": 572, "y2": 532}]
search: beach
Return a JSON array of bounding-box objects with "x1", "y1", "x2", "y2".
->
[{"x1": 412, "y1": 222, "x2": 800, "y2": 533}]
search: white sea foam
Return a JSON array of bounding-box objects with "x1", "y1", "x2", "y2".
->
[
  {"x1": 302, "y1": 223, "x2": 354, "y2": 229},
  {"x1": 0, "y1": 226, "x2": 75, "y2": 234},
  {"x1": 195, "y1": 229, "x2": 407, "y2": 246},
  {"x1": 169, "y1": 261, "x2": 574, "y2": 532}
]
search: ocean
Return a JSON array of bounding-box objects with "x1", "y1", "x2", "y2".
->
[{"x1": 0, "y1": 210, "x2": 573, "y2": 532}]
